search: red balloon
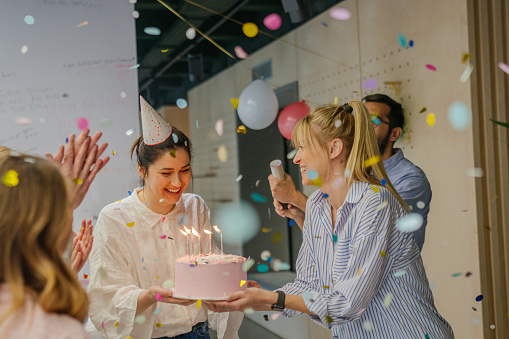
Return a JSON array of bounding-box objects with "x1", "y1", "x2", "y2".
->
[{"x1": 278, "y1": 101, "x2": 310, "y2": 139}]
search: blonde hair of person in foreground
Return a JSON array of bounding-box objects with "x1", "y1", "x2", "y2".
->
[{"x1": 0, "y1": 154, "x2": 88, "y2": 332}]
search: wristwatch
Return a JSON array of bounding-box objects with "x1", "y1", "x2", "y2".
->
[{"x1": 271, "y1": 290, "x2": 286, "y2": 311}]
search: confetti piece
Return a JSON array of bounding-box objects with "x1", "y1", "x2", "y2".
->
[
  {"x1": 73, "y1": 177, "x2": 83, "y2": 185},
  {"x1": 102, "y1": 322, "x2": 104, "y2": 328},
  {"x1": 396, "y1": 213, "x2": 423, "y2": 232},
  {"x1": 383, "y1": 293, "x2": 392, "y2": 308},
  {"x1": 243, "y1": 258, "x2": 255, "y2": 272},
  {"x1": 322, "y1": 21, "x2": 328, "y2": 27},
  {"x1": 475, "y1": 294, "x2": 484, "y2": 302},
  {"x1": 257, "y1": 264, "x2": 269, "y2": 273},
  {"x1": 77, "y1": 117, "x2": 89, "y2": 130},
  {"x1": 489, "y1": 118, "x2": 509, "y2": 128},
  {"x1": 2, "y1": 170, "x2": 19, "y2": 187},
  {"x1": 261, "y1": 250, "x2": 271, "y2": 261},
  {"x1": 230, "y1": 98, "x2": 239, "y2": 109},
  {"x1": 154, "y1": 308, "x2": 162, "y2": 314},
  {"x1": 244, "y1": 307, "x2": 255, "y2": 314},
  {"x1": 112, "y1": 151, "x2": 116, "y2": 156},
  {"x1": 161, "y1": 49, "x2": 169, "y2": 53},
  {"x1": 24, "y1": 157, "x2": 35, "y2": 164},
  {"x1": 197, "y1": 300, "x2": 202, "y2": 309},
  {"x1": 127, "y1": 337, "x2": 133, "y2": 339},
  {"x1": 77, "y1": 20, "x2": 88, "y2": 27},
  {"x1": 357, "y1": 269, "x2": 362, "y2": 275},
  {"x1": 408, "y1": 40, "x2": 414, "y2": 47},
  {"x1": 21, "y1": 45, "x2": 28, "y2": 54},
  {"x1": 426, "y1": 113, "x2": 435, "y2": 126},
  {"x1": 303, "y1": 292, "x2": 314, "y2": 302},
  {"x1": 462, "y1": 53, "x2": 471, "y2": 63},
  {"x1": 323, "y1": 285, "x2": 330, "y2": 289},
  {"x1": 134, "y1": 315, "x2": 146, "y2": 324},
  {"x1": 419, "y1": 107, "x2": 427, "y2": 113},
  {"x1": 176, "y1": 98, "x2": 188, "y2": 109},
  {"x1": 472, "y1": 318, "x2": 480, "y2": 326},
  {"x1": 498, "y1": 62, "x2": 509, "y2": 74},
  {"x1": 236, "y1": 175, "x2": 243, "y2": 182},
  {"x1": 490, "y1": 325, "x2": 495, "y2": 329},
  {"x1": 371, "y1": 186, "x2": 380, "y2": 193},
  {"x1": 398, "y1": 33, "x2": 407, "y2": 49},
  {"x1": 144, "y1": 27, "x2": 161, "y2": 35},
  {"x1": 448, "y1": 101, "x2": 471, "y2": 130},
  {"x1": 329, "y1": 7, "x2": 351, "y2": 20},
  {"x1": 271, "y1": 313, "x2": 282, "y2": 320},
  {"x1": 332, "y1": 235, "x2": 337, "y2": 242},
  {"x1": 466, "y1": 168, "x2": 483, "y2": 177},
  {"x1": 272, "y1": 232, "x2": 282, "y2": 244},
  {"x1": 15, "y1": 117, "x2": 32, "y2": 125},
  {"x1": 250, "y1": 192, "x2": 268, "y2": 203},
  {"x1": 155, "y1": 293, "x2": 163, "y2": 301},
  {"x1": 380, "y1": 251, "x2": 386, "y2": 257},
  {"x1": 24, "y1": 15, "x2": 35, "y2": 25},
  {"x1": 196, "y1": 120, "x2": 199, "y2": 129},
  {"x1": 234, "y1": 46, "x2": 249, "y2": 59},
  {"x1": 394, "y1": 270, "x2": 406, "y2": 277},
  {"x1": 356, "y1": 308, "x2": 365, "y2": 316},
  {"x1": 132, "y1": 11, "x2": 139, "y2": 18},
  {"x1": 334, "y1": 119, "x2": 342, "y2": 128},
  {"x1": 460, "y1": 64, "x2": 474, "y2": 83},
  {"x1": 362, "y1": 78, "x2": 378, "y2": 90},
  {"x1": 325, "y1": 315, "x2": 333, "y2": 324},
  {"x1": 169, "y1": 151, "x2": 176, "y2": 158},
  {"x1": 156, "y1": 323, "x2": 163, "y2": 327},
  {"x1": 240, "y1": 280, "x2": 247, "y2": 287},
  {"x1": 289, "y1": 219, "x2": 295, "y2": 227},
  {"x1": 128, "y1": 64, "x2": 140, "y2": 70},
  {"x1": 242, "y1": 22, "x2": 258, "y2": 37},
  {"x1": 261, "y1": 228, "x2": 272, "y2": 233},
  {"x1": 215, "y1": 119, "x2": 224, "y2": 136},
  {"x1": 363, "y1": 320, "x2": 373, "y2": 331},
  {"x1": 186, "y1": 27, "x2": 196, "y2": 40},
  {"x1": 217, "y1": 145, "x2": 228, "y2": 163},
  {"x1": 158, "y1": 235, "x2": 167, "y2": 239},
  {"x1": 159, "y1": 199, "x2": 164, "y2": 202},
  {"x1": 465, "y1": 272, "x2": 473, "y2": 277},
  {"x1": 364, "y1": 155, "x2": 380, "y2": 167},
  {"x1": 236, "y1": 125, "x2": 247, "y2": 134},
  {"x1": 287, "y1": 149, "x2": 297, "y2": 159},
  {"x1": 425, "y1": 64, "x2": 437, "y2": 71},
  {"x1": 83, "y1": 274, "x2": 89, "y2": 279},
  {"x1": 416, "y1": 201, "x2": 425, "y2": 209},
  {"x1": 306, "y1": 170, "x2": 319, "y2": 180},
  {"x1": 125, "y1": 222, "x2": 135, "y2": 228},
  {"x1": 263, "y1": 13, "x2": 282, "y2": 31},
  {"x1": 263, "y1": 314, "x2": 269, "y2": 322},
  {"x1": 380, "y1": 179, "x2": 387, "y2": 186},
  {"x1": 115, "y1": 321, "x2": 119, "y2": 328}
]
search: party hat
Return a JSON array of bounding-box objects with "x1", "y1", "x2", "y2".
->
[{"x1": 140, "y1": 96, "x2": 172, "y2": 145}]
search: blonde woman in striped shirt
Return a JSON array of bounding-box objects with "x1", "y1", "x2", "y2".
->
[{"x1": 208, "y1": 102, "x2": 454, "y2": 338}]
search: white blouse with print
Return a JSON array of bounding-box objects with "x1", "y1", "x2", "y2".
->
[{"x1": 85, "y1": 188, "x2": 243, "y2": 339}]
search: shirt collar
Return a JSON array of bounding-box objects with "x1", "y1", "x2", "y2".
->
[
  {"x1": 383, "y1": 148, "x2": 404, "y2": 173},
  {"x1": 314, "y1": 181, "x2": 370, "y2": 206},
  {"x1": 128, "y1": 187, "x2": 185, "y2": 228}
]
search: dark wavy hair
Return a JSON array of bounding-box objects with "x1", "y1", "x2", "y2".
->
[{"x1": 362, "y1": 94, "x2": 404, "y2": 130}]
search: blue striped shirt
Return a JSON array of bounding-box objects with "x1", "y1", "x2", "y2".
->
[{"x1": 280, "y1": 181, "x2": 453, "y2": 338}]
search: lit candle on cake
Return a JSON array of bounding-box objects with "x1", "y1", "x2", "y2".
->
[
  {"x1": 179, "y1": 229, "x2": 190, "y2": 259},
  {"x1": 184, "y1": 226, "x2": 193, "y2": 257},
  {"x1": 213, "y1": 225, "x2": 223, "y2": 254},
  {"x1": 191, "y1": 227, "x2": 201, "y2": 256},
  {"x1": 203, "y1": 229, "x2": 213, "y2": 255}
]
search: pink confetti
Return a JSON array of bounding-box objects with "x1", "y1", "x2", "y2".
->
[
  {"x1": 158, "y1": 235, "x2": 167, "y2": 239},
  {"x1": 356, "y1": 308, "x2": 366, "y2": 316},
  {"x1": 156, "y1": 293, "x2": 163, "y2": 301},
  {"x1": 263, "y1": 13, "x2": 282, "y2": 30},
  {"x1": 329, "y1": 8, "x2": 351, "y2": 20},
  {"x1": 425, "y1": 64, "x2": 437, "y2": 71},
  {"x1": 15, "y1": 117, "x2": 32, "y2": 125},
  {"x1": 499, "y1": 62, "x2": 509, "y2": 74},
  {"x1": 102, "y1": 322, "x2": 104, "y2": 329},
  {"x1": 234, "y1": 46, "x2": 248, "y2": 59},
  {"x1": 77, "y1": 117, "x2": 89, "y2": 130},
  {"x1": 162, "y1": 217, "x2": 166, "y2": 222}
]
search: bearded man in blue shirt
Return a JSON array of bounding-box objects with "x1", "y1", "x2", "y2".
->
[{"x1": 269, "y1": 94, "x2": 431, "y2": 251}]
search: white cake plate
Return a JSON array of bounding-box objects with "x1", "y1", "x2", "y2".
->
[{"x1": 170, "y1": 288, "x2": 227, "y2": 301}]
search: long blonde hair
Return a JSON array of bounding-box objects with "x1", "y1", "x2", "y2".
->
[
  {"x1": 292, "y1": 101, "x2": 409, "y2": 211},
  {"x1": 0, "y1": 154, "x2": 88, "y2": 324}
]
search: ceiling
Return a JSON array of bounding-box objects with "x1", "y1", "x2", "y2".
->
[{"x1": 134, "y1": 0, "x2": 341, "y2": 108}]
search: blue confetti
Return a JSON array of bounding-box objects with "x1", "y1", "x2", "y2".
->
[
  {"x1": 279, "y1": 262, "x2": 291, "y2": 270},
  {"x1": 289, "y1": 219, "x2": 295, "y2": 227},
  {"x1": 398, "y1": 33, "x2": 408, "y2": 49},
  {"x1": 154, "y1": 308, "x2": 162, "y2": 314},
  {"x1": 142, "y1": 257, "x2": 144, "y2": 263},
  {"x1": 321, "y1": 22, "x2": 328, "y2": 27},
  {"x1": 307, "y1": 170, "x2": 319, "y2": 180},
  {"x1": 409, "y1": 40, "x2": 414, "y2": 47},
  {"x1": 381, "y1": 179, "x2": 387, "y2": 186},
  {"x1": 447, "y1": 101, "x2": 471, "y2": 130},
  {"x1": 65, "y1": 137, "x2": 69, "y2": 143},
  {"x1": 451, "y1": 272, "x2": 462, "y2": 277},
  {"x1": 424, "y1": 334, "x2": 430, "y2": 339},
  {"x1": 250, "y1": 192, "x2": 268, "y2": 203},
  {"x1": 323, "y1": 193, "x2": 329, "y2": 198},
  {"x1": 257, "y1": 264, "x2": 269, "y2": 273},
  {"x1": 393, "y1": 270, "x2": 406, "y2": 277},
  {"x1": 196, "y1": 120, "x2": 199, "y2": 129},
  {"x1": 303, "y1": 292, "x2": 314, "y2": 302},
  {"x1": 333, "y1": 235, "x2": 338, "y2": 242},
  {"x1": 475, "y1": 295, "x2": 484, "y2": 302},
  {"x1": 128, "y1": 190, "x2": 132, "y2": 196},
  {"x1": 24, "y1": 15, "x2": 35, "y2": 25},
  {"x1": 176, "y1": 98, "x2": 188, "y2": 109},
  {"x1": 172, "y1": 133, "x2": 178, "y2": 143},
  {"x1": 267, "y1": 256, "x2": 272, "y2": 263}
]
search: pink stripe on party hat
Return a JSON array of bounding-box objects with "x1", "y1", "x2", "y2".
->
[{"x1": 140, "y1": 95, "x2": 172, "y2": 145}]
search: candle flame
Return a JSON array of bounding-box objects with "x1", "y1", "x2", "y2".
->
[
  {"x1": 179, "y1": 229, "x2": 188, "y2": 236},
  {"x1": 183, "y1": 225, "x2": 191, "y2": 234},
  {"x1": 191, "y1": 227, "x2": 201, "y2": 237},
  {"x1": 213, "y1": 225, "x2": 221, "y2": 233},
  {"x1": 204, "y1": 229, "x2": 212, "y2": 235}
]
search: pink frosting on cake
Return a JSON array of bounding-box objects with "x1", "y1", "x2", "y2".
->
[{"x1": 175, "y1": 254, "x2": 247, "y2": 299}]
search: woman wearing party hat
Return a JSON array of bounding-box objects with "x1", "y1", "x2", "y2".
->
[{"x1": 86, "y1": 97, "x2": 243, "y2": 339}]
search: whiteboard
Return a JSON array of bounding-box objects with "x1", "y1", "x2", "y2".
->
[{"x1": 0, "y1": 0, "x2": 140, "y2": 275}]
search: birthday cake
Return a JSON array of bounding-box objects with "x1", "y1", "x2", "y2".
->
[{"x1": 174, "y1": 254, "x2": 247, "y2": 299}]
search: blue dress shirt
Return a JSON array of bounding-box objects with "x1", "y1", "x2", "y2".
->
[
  {"x1": 280, "y1": 182, "x2": 453, "y2": 338},
  {"x1": 384, "y1": 148, "x2": 431, "y2": 251}
]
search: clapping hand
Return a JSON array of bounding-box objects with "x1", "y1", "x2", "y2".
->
[{"x1": 71, "y1": 219, "x2": 94, "y2": 274}]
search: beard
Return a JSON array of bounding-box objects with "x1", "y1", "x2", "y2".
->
[{"x1": 378, "y1": 130, "x2": 392, "y2": 155}]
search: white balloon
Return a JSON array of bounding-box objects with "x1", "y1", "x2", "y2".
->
[{"x1": 237, "y1": 80, "x2": 278, "y2": 130}]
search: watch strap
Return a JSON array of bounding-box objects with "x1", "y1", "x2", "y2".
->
[{"x1": 271, "y1": 290, "x2": 285, "y2": 311}]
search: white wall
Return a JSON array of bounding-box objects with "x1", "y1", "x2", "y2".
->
[{"x1": 189, "y1": 0, "x2": 482, "y2": 337}]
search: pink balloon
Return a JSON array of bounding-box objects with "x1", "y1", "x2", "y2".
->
[
  {"x1": 263, "y1": 13, "x2": 282, "y2": 30},
  {"x1": 278, "y1": 101, "x2": 310, "y2": 140}
]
